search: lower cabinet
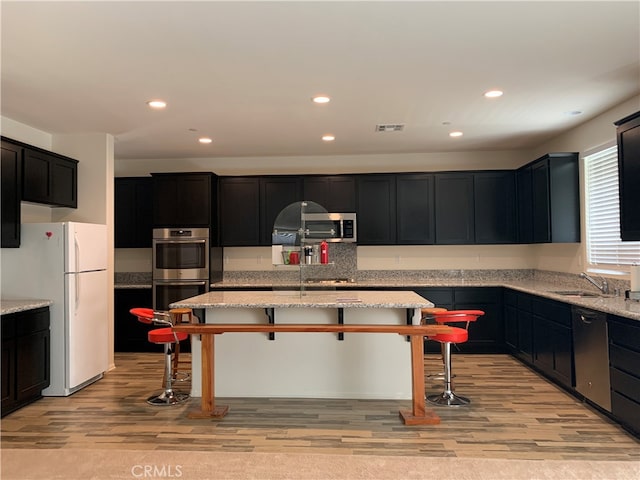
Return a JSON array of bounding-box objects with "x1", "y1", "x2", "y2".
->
[
  {"x1": 608, "y1": 315, "x2": 640, "y2": 435},
  {"x1": 1, "y1": 307, "x2": 50, "y2": 417},
  {"x1": 413, "y1": 286, "x2": 505, "y2": 353},
  {"x1": 114, "y1": 288, "x2": 160, "y2": 352},
  {"x1": 503, "y1": 289, "x2": 574, "y2": 390}
]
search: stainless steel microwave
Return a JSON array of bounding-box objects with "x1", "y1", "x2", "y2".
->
[{"x1": 300, "y1": 212, "x2": 357, "y2": 243}]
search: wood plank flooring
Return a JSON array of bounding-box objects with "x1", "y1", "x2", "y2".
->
[{"x1": 2, "y1": 353, "x2": 638, "y2": 460}]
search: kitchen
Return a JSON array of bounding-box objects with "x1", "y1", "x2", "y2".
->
[{"x1": 1, "y1": 1, "x2": 640, "y2": 478}]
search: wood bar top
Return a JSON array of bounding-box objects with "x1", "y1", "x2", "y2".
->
[{"x1": 173, "y1": 323, "x2": 454, "y2": 335}]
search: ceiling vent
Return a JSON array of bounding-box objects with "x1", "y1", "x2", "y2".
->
[{"x1": 375, "y1": 124, "x2": 405, "y2": 132}]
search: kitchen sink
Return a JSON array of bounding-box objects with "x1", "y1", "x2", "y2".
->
[{"x1": 550, "y1": 290, "x2": 603, "y2": 297}]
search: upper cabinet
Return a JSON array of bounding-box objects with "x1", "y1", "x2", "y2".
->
[
  {"x1": 218, "y1": 176, "x2": 261, "y2": 246},
  {"x1": 303, "y1": 175, "x2": 356, "y2": 212},
  {"x1": 259, "y1": 176, "x2": 303, "y2": 245},
  {"x1": 615, "y1": 111, "x2": 640, "y2": 241},
  {"x1": 396, "y1": 173, "x2": 435, "y2": 245},
  {"x1": 1, "y1": 141, "x2": 22, "y2": 248},
  {"x1": 356, "y1": 174, "x2": 397, "y2": 245},
  {"x1": 474, "y1": 171, "x2": 517, "y2": 244},
  {"x1": 517, "y1": 153, "x2": 580, "y2": 243},
  {"x1": 151, "y1": 172, "x2": 216, "y2": 228},
  {"x1": 434, "y1": 173, "x2": 475, "y2": 244},
  {"x1": 21, "y1": 144, "x2": 78, "y2": 208},
  {"x1": 115, "y1": 177, "x2": 153, "y2": 248}
]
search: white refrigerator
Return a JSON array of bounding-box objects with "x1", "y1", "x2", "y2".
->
[{"x1": 1, "y1": 222, "x2": 108, "y2": 396}]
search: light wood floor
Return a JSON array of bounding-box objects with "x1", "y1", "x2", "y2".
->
[{"x1": 2, "y1": 353, "x2": 638, "y2": 460}]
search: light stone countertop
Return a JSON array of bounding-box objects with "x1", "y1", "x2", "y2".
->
[
  {"x1": 170, "y1": 289, "x2": 434, "y2": 309},
  {"x1": 1, "y1": 299, "x2": 53, "y2": 316}
]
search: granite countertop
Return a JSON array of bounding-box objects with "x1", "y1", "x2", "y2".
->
[
  {"x1": 116, "y1": 270, "x2": 640, "y2": 322},
  {"x1": 1, "y1": 299, "x2": 53, "y2": 316},
  {"x1": 170, "y1": 289, "x2": 434, "y2": 309}
]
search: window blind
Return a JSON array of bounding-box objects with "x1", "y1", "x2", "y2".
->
[{"x1": 585, "y1": 145, "x2": 640, "y2": 265}]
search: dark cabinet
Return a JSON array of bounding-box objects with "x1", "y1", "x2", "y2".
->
[
  {"x1": 503, "y1": 290, "x2": 534, "y2": 363},
  {"x1": 1, "y1": 140, "x2": 22, "y2": 248},
  {"x1": 614, "y1": 111, "x2": 640, "y2": 241},
  {"x1": 114, "y1": 288, "x2": 158, "y2": 352},
  {"x1": 151, "y1": 172, "x2": 216, "y2": 228},
  {"x1": 356, "y1": 174, "x2": 397, "y2": 244},
  {"x1": 516, "y1": 167, "x2": 533, "y2": 243},
  {"x1": 434, "y1": 173, "x2": 474, "y2": 244},
  {"x1": 608, "y1": 314, "x2": 640, "y2": 435},
  {"x1": 22, "y1": 147, "x2": 78, "y2": 208},
  {"x1": 518, "y1": 153, "x2": 580, "y2": 244},
  {"x1": 474, "y1": 171, "x2": 517, "y2": 244},
  {"x1": 396, "y1": 174, "x2": 435, "y2": 244},
  {"x1": 303, "y1": 175, "x2": 356, "y2": 212},
  {"x1": 219, "y1": 176, "x2": 261, "y2": 246},
  {"x1": 115, "y1": 177, "x2": 153, "y2": 248},
  {"x1": 1, "y1": 307, "x2": 50, "y2": 417},
  {"x1": 415, "y1": 286, "x2": 504, "y2": 353},
  {"x1": 259, "y1": 176, "x2": 303, "y2": 245},
  {"x1": 531, "y1": 296, "x2": 574, "y2": 389}
]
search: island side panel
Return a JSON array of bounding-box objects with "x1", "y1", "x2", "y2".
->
[{"x1": 189, "y1": 307, "x2": 413, "y2": 399}]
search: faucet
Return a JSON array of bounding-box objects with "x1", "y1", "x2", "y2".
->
[{"x1": 580, "y1": 272, "x2": 609, "y2": 294}]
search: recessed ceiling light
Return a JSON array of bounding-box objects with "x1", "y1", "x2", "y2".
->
[
  {"x1": 198, "y1": 137, "x2": 212, "y2": 144},
  {"x1": 322, "y1": 135, "x2": 335, "y2": 142},
  {"x1": 449, "y1": 131, "x2": 463, "y2": 137},
  {"x1": 147, "y1": 100, "x2": 167, "y2": 109},
  {"x1": 312, "y1": 96, "x2": 331, "y2": 104},
  {"x1": 484, "y1": 90, "x2": 503, "y2": 98}
]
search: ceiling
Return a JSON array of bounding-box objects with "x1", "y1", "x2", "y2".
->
[{"x1": 1, "y1": 1, "x2": 639, "y2": 160}]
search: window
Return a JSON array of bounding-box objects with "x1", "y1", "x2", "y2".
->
[{"x1": 584, "y1": 144, "x2": 640, "y2": 267}]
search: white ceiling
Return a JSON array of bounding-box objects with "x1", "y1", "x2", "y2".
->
[{"x1": 1, "y1": 1, "x2": 639, "y2": 160}]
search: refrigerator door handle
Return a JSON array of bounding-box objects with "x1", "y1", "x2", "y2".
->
[{"x1": 74, "y1": 232, "x2": 80, "y2": 273}]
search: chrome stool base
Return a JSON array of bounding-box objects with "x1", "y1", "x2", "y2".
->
[
  {"x1": 147, "y1": 390, "x2": 189, "y2": 406},
  {"x1": 427, "y1": 391, "x2": 470, "y2": 407}
]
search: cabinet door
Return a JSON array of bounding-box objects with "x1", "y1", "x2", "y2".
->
[
  {"x1": 474, "y1": 171, "x2": 516, "y2": 244},
  {"x1": 152, "y1": 173, "x2": 213, "y2": 227},
  {"x1": 22, "y1": 148, "x2": 77, "y2": 208},
  {"x1": 114, "y1": 288, "x2": 157, "y2": 352},
  {"x1": 616, "y1": 112, "x2": 640, "y2": 241},
  {"x1": 1, "y1": 336, "x2": 15, "y2": 412},
  {"x1": 219, "y1": 177, "x2": 260, "y2": 246},
  {"x1": 16, "y1": 329, "x2": 50, "y2": 401},
  {"x1": 115, "y1": 177, "x2": 153, "y2": 248},
  {"x1": 303, "y1": 175, "x2": 356, "y2": 212},
  {"x1": 356, "y1": 175, "x2": 396, "y2": 244},
  {"x1": 396, "y1": 174, "x2": 435, "y2": 244},
  {"x1": 50, "y1": 157, "x2": 77, "y2": 208},
  {"x1": 434, "y1": 173, "x2": 474, "y2": 244},
  {"x1": 531, "y1": 159, "x2": 551, "y2": 243},
  {"x1": 1, "y1": 141, "x2": 22, "y2": 248},
  {"x1": 259, "y1": 176, "x2": 303, "y2": 245},
  {"x1": 516, "y1": 166, "x2": 533, "y2": 244},
  {"x1": 453, "y1": 287, "x2": 504, "y2": 353},
  {"x1": 22, "y1": 148, "x2": 51, "y2": 204}
]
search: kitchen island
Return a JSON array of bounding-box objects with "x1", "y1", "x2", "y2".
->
[{"x1": 171, "y1": 290, "x2": 450, "y2": 424}]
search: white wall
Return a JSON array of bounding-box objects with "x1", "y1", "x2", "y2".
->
[{"x1": 1, "y1": 118, "x2": 117, "y2": 370}]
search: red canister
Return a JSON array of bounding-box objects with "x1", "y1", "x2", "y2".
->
[
  {"x1": 320, "y1": 241, "x2": 329, "y2": 264},
  {"x1": 289, "y1": 251, "x2": 300, "y2": 265}
]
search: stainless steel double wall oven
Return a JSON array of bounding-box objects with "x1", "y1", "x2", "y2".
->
[{"x1": 152, "y1": 227, "x2": 210, "y2": 311}]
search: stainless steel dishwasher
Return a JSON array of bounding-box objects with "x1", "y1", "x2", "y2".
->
[{"x1": 572, "y1": 307, "x2": 611, "y2": 411}]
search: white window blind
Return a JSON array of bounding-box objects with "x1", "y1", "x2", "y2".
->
[{"x1": 585, "y1": 145, "x2": 640, "y2": 265}]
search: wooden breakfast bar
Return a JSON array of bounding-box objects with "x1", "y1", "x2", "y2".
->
[{"x1": 172, "y1": 290, "x2": 453, "y2": 425}]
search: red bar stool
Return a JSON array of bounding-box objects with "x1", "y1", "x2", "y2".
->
[
  {"x1": 426, "y1": 309, "x2": 484, "y2": 407},
  {"x1": 130, "y1": 308, "x2": 190, "y2": 406}
]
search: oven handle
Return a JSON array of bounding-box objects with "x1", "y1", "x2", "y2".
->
[
  {"x1": 154, "y1": 280, "x2": 208, "y2": 286},
  {"x1": 153, "y1": 239, "x2": 207, "y2": 245}
]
